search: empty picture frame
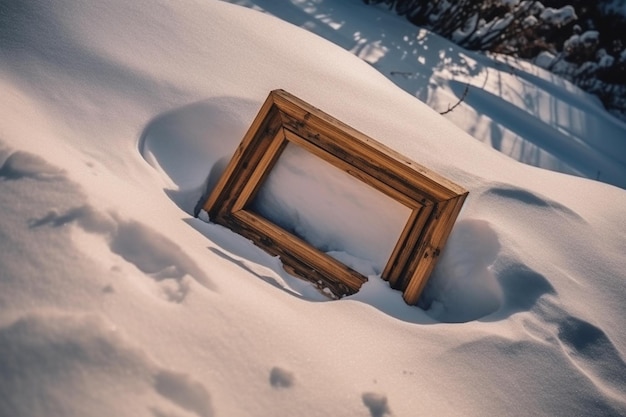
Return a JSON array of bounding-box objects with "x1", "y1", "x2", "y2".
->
[{"x1": 201, "y1": 90, "x2": 468, "y2": 305}]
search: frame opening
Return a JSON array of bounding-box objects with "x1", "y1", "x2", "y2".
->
[
  {"x1": 201, "y1": 90, "x2": 468, "y2": 304},
  {"x1": 248, "y1": 140, "x2": 412, "y2": 277}
]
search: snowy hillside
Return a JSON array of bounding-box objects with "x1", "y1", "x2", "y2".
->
[
  {"x1": 1, "y1": 0, "x2": 625, "y2": 416},
  {"x1": 228, "y1": 0, "x2": 626, "y2": 188}
]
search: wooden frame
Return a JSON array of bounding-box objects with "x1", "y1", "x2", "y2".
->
[{"x1": 201, "y1": 90, "x2": 468, "y2": 304}]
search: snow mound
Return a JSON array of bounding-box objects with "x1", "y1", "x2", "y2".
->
[
  {"x1": 421, "y1": 219, "x2": 502, "y2": 322},
  {"x1": 0, "y1": 311, "x2": 213, "y2": 417},
  {"x1": 139, "y1": 97, "x2": 258, "y2": 193},
  {"x1": 1, "y1": 0, "x2": 626, "y2": 415}
]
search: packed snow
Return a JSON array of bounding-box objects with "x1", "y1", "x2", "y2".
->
[{"x1": 1, "y1": 0, "x2": 626, "y2": 416}]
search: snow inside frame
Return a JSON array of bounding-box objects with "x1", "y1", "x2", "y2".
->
[{"x1": 202, "y1": 89, "x2": 468, "y2": 304}]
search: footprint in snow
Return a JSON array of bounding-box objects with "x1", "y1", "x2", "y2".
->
[
  {"x1": 30, "y1": 204, "x2": 214, "y2": 303},
  {"x1": 524, "y1": 299, "x2": 626, "y2": 413},
  {"x1": 0, "y1": 143, "x2": 214, "y2": 304},
  {"x1": 556, "y1": 316, "x2": 626, "y2": 403},
  {"x1": 362, "y1": 392, "x2": 391, "y2": 417},
  {"x1": 0, "y1": 149, "x2": 64, "y2": 181},
  {"x1": 0, "y1": 311, "x2": 214, "y2": 417},
  {"x1": 269, "y1": 366, "x2": 295, "y2": 389},
  {"x1": 155, "y1": 370, "x2": 214, "y2": 417}
]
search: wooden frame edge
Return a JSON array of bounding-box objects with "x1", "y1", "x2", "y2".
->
[{"x1": 201, "y1": 90, "x2": 468, "y2": 303}]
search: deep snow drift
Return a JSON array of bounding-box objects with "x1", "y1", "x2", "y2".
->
[{"x1": 1, "y1": 0, "x2": 626, "y2": 416}]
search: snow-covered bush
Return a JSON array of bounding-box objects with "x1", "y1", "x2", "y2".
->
[
  {"x1": 363, "y1": 0, "x2": 626, "y2": 119},
  {"x1": 540, "y1": 5, "x2": 576, "y2": 26},
  {"x1": 363, "y1": 1, "x2": 572, "y2": 53},
  {"x1": 563, "y1": 30, "x2": 599, "y2": 62}
]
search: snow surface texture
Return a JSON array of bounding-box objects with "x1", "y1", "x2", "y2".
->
[
  {"x1": 1, "y1": 0, "x2": 626, "y2": 416},
  {"x1": 227, "y1": 0, "x2": 626, "y2": 189}
]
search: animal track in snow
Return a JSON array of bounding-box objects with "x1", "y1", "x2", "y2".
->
[
  {"x1": 0, "y1": 149, "x2": 64, "y2": 181},
  {"x1": 30, "y1": 205, "x2": 213, "y2": 303},
  {"x1": 556, "y1": 316, "x2": 626, "y2": 405},
  {"x1": 362, "y1": 392, "x2": 391, "y2": 417},
  {"x1": 269, "y1": 366, "x2": 295, "y2": 389},
  {"x1": 0, "y1": 143, "x2": 213, "y2": 303},
  {"x1": 0, "y1": 311, "x2": 213, "y2": 417},
  {"x1": 484, "y1": 185, "x2": 582, "y2": 220},
  {"x1": 523, "y1": 299, "x2": 626, "y2": 413},
  {"x1": 155, "y1": 370, "x2": 214, "y2": 417}
]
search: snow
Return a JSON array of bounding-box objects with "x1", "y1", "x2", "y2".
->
[
  {"x1": 540, "y1": 5, "x2": 578, "y2": 26},
  {"x1": 602, "y1": 0, "x2": 626, "y2": 17},
  {"x1": 1, "y1": 0, "x2": 626, "y2": 416},
  {"x1": 534, "y1": 50, "x2": 557, "y2": 68},
  {"x1": 238, "y1": 0, "x2": 626, "y2": 187},
  {"x1": 249, "y1": 141, "x2": 411, "y2": 276},
  {"x1": 598, "y1": 49, "x2": 615, "y2": 68},
  {"x1": 522, "y1": 14, "x2": 539, "y2": 28},
  {"x1": 498, "y1": 0, "x2": 520, "y2": 8}
]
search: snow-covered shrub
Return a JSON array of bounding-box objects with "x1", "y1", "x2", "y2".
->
[
  {"x1": 597, "y1": 49, "x2": 615, "y2": 68},
  {"x1": 540, "y1": 5, "x2": 577, "y2": 26},
  {"x1": 362, "y1": 0, "x2": 626, "y2": 119},
  {"x1": 523, "y1": 15, "x2": 539, "y2": 28},
  {"x1": 534, "y1": 50, "x2": 557, "y2": 68},
  {"x1": 563, "y1": 30, "x2": 599, "y2": 63}
]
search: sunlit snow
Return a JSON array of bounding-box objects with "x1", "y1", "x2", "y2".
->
[{"x1": 1, "y1": 0, "x2": 626, "y2": 416}]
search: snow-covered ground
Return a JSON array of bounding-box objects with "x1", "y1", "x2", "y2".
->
[
  {"x1": 1, "y1": 0, "x2": 625, "y2": 416},
  {"x1": 229, "y1": 0, "x2": 626, "y2": 188}
]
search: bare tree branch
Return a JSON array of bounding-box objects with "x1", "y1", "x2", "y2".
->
[{"x1": 440, "y1": 83, "x2": 470, "y2": 115}]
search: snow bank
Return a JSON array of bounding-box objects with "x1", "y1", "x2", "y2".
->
[{"x1": 0, "y1": 311, "x2": 213, "y2": 417}]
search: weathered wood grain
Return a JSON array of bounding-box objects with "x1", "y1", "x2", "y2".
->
[
  {"x1": 200, "y1": 89, "x2": 468, "y2": 304},
  {"x1": 233, "y1": 210, "x2": 367, "y2": 295}
]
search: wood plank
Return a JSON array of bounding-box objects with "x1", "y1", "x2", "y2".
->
[
  {"x1": 383, "y1": 203, "x2": 434, "y2": 286},
  {"x1": 271, "y1": 89, "x2": 466, "y2": 199},
  {"x1": 232, "y1": 128, "x2": 288, "y2": 212},
  {"x1": 202, "y1": 94, "x2": 276, "y2": 214},
  {"x1": 279, "y1": 111, "x2": 447, "y2": 204},
  {"x1": 283, "y1": 130, "x2": 422, "y2": 209},
  {"x1": 203, "y1": 105, "x2": 283, "y2": 220},
  {"x1": 232, "y1": 209, "x2": 367, "y2": 293},
  {"x1": 401, "y1": 192, "x2": 468, "y2": 305},
  {"x1": 400, "y1": 201, "x2": 448, "y2": 292}
]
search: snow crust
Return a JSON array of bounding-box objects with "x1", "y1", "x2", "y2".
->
[{"x1": 1, "y1": 0, "x2": 626, "y2": 416}]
